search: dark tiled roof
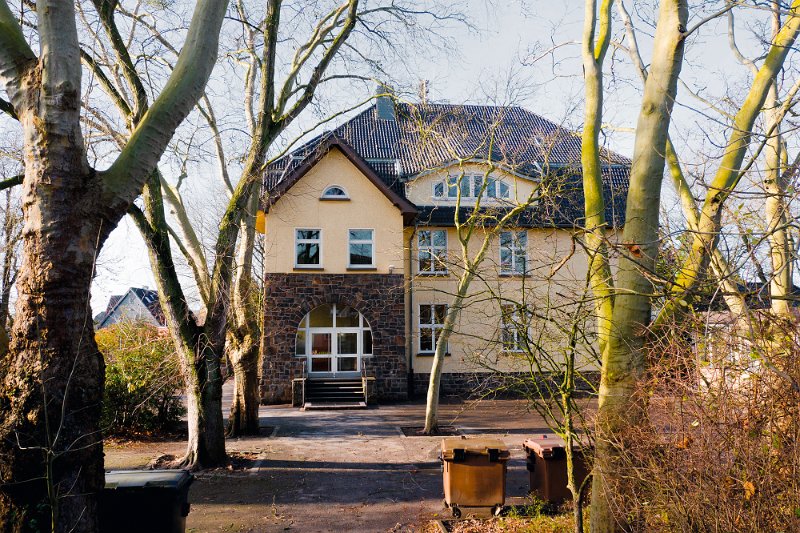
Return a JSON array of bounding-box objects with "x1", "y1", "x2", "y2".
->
[
  {"x1": 130, "y1": 287, "x2": 167, "y2": 327},
  {"x1": 265, "y1": 101, "x2": 630, "y2": 228},
  {"x1": 105, "y1": 295, "x2": 123, "y2": 314},
  {"x1": 695, "y1": 282, "x2": 800, "y2": 312}
]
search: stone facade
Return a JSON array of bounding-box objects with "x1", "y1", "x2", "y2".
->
[
  {"x1": 261, "y1": 273, "x2": 407, "y2": 403},
  {"x1": 410, "y1": 371, "x2": 601, "y2": 400}
]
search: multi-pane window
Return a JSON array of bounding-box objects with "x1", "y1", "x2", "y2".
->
[
  {"x1": 295, "y1": 229, "x2": 321, "y2": 267},
  {"x1": 432, "y1": 175, "x2": 510, "y2": 200},
  {"x1": 348, "y1": 229, "x2": 374, "y2": 267},
  {"x1": 500, "y1": 231, "x2": 527, "y2": 275},
  {"x1": 419, "y1": 304, "x2": 447, "y2": 353},
  {"x1": 418, "y1": 229, "x2": 448, "y2": 274},
  {"x1": 500, "y1": 304, "x2": 525, "y2": 352}
]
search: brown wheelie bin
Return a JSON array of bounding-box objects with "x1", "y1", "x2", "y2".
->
[
  {"x1": 440, "y1": 437, "x2": 510, "y2": 517},
  {"x1": 523, "y1": 435, "x2": 590, "y2": 504}
]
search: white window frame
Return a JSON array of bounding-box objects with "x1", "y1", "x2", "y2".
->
[
  {"x1": 321, "y1": 185, "x2": 349, "y2": 199},
  {"x1": 500, "y1": 230, "x2": 527, "y2": 275},
  {"x1": 295, "y1": 228, "x2": 323, "y2": 268},
  {"x1": 418, "y1": 303, "x2": 447, "y2": 354},
  {"x1": 418, "y1": 229, "x2": 448, "y2": 275},
  {"x1": 347, "y1": 228, "x2": 375, "y2": 268},
  {"x1": 500, "y1": 304, "x2": 526, "y2": 352}
]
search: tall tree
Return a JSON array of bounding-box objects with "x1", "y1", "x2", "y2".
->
[
  {"x1": 659, "y1": 1, "x2": 800, "y2": 322},
  {"x1": 579, "y1": 1, "x2": 689, "y2": 530},
  {"x1": 0, "y1": 0, "x2": 228, "y2": 530}
]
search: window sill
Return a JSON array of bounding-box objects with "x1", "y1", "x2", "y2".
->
[
  {"x1": 319, "y1": 197, "x2": 350, "y2": 201},
  {"x1": 416, "y1": 352, "x2": 451, "y2": 357},
  {"x1": 294, "y1": 266, "x2": 324, "y2": 271},
  {"x1": 416, "y1": 272, "x2": 449, "y2": 278},
  {"x1": 347, "y1": 266, "x2": 377, "y2": 271},
  {"x1": 499, "y1": 272, "x2": 527, "y2": 278}
]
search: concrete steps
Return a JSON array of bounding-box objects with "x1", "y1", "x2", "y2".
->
[{"x1": 303, "y1": 379, "x2": 366, "y2": 409}]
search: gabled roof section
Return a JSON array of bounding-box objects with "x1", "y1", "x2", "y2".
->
[
  {"x1": 264, "y1": 101, "x2": 630, "y2": 228},
  {"x1": 264, "y1": 136, "x2": 418, "y2": 223}
]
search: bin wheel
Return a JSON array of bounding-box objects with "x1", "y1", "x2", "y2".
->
[
  {"x1": 451, "y1": 506, "x2": 461, "y2": 518},
  {"x1": 493, "y1": 505, "x2": 503, "y2": 516}
]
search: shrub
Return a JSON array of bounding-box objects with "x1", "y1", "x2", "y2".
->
[
  {"x1": 606, "y1": 314, "x2": 800, "y2": 532},
  {"x1": 96, "y1": 322, "x2": 184, "y2": 437}
]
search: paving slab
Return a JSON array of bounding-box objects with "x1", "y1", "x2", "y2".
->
[{"x1": 105, "y1": 380, "x2": 594, "y2": 532}]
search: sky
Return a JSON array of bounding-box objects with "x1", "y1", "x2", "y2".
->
[{"x1": 86, "y1": 0, "x2": 786, "y2": 314}]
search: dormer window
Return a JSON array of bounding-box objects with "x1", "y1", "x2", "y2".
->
[
  {"x1": 321, "y1": 185, "x2": 349, "y2": 200},
  {"x1": 432, "y1": 175, "x2": 510, "y2": 200}
]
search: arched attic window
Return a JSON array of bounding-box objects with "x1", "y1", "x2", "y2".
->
[{"x1": 321, "y1": 185, "x2": 350, "y2": 200}]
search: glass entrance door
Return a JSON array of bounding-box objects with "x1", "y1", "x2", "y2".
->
[{"x1": 296, "y1": 304, "x2": 372, "y2": 377}]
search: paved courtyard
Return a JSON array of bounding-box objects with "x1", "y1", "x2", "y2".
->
[{"x1": 105, "y1": 381, "x2": 586, "y2": 532}]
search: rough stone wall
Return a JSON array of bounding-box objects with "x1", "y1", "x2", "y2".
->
[
  {"x1": 261, "y1": 273, "x2": 407, "y2": 403},
  {"x1": 410, "y1": 371, "x2": 601, "y2": 400}
]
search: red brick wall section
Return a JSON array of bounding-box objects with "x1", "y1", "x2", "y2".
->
[{"x1": 260, "y1": 273, "x2": 407, "y2": 403}]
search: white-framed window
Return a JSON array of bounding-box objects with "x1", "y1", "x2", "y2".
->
[
  {"x1": 419, "y1": 303, "x2": 447, "y2": 353},
  {"x1": 321, "y1": 185, "x2": 349, "y2": 199},
  {"x1": 500, "y1": 230, "x2": 527, "y2": 275},
  {"x1": 418, "y1": 229, "x2": 448, "y2": 274},
  {"x1": 348, "y1": 229, "x2": 374, "y2": 267},
  {"x1": 500, "y1": 304, "x2": 526, "y2": 352},
  {"x1": 295, "y1": 229, "x2": 322, "y2": 267},
  {"x1": 432, "y1": 174, "x2": 511, "y2": 200}
]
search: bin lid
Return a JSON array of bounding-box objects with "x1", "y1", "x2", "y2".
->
[
  {"x1": 441, "y1": 437, "x2": 510, "y2": 460},
  {"x1": 523, "y1": 435, "x2": 590, "y2": 457},
  {"x1": 105, "y1": 470, "x2": 193, "y2": 490}
]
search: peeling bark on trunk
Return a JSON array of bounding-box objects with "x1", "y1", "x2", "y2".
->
[{"x1": 0, "y1": 66, "x2": 106, "y2": 532}]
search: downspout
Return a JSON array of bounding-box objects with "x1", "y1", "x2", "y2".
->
[{"x1": 407, "y1": 224, "x2": 417, "y2": 399}]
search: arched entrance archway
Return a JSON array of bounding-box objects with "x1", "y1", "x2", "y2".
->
[{"x1": 295, "y1": 303, "x2": 372, "y2": 377}]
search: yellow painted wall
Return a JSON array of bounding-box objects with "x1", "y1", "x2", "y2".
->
[
  {"x1": 263, "y1": 148, "x2": 405, "y2": 274},
  {"x1": 405, "y1": 226, "x2": 597, "y2": 374}
]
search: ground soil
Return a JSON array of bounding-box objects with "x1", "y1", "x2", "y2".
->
[{"x1": 104, "y1": 383, "x2": 592, "y2": 532}]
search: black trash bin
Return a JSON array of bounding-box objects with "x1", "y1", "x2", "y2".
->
[{"x1": 100, "y1": 470, "x2": 193, "y2": 533}]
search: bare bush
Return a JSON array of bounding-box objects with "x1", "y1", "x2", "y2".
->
[{"x1": 602, "y1": 314, "x2": 800, "y2": 532}]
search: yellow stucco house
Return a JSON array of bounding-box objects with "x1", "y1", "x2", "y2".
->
[{"x1": 259, "y1": 96, "x2": 629, "y2": 405}]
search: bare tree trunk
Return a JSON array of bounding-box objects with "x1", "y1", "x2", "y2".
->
[
  {"x1": 130, "y1": 175, "x2": 228, "y2": 468},
  {"x1": 226, "y1": 191, "x2": 261, "y2": 436},
  {"x1": 182, "y1": 343, "x2": 227, "y2": 467},
  {"x1": 764, "y1": 86, "x2": 792, "y2": 316},
  {"x1": 226, "y1": 332, "x2": 260, "y2": 436},
  {"x1": 589, "y1": 2, "x2": 688, "y2": 531},
  {"x1": 0, "y1": 3, "x2": 106, "y2": 528},
  {"x1": 0, "y1": 0, "x2": 227, "y2": 526},
  {"x1": 423, "y1": 288, "x2": 469, "y2": 434}
]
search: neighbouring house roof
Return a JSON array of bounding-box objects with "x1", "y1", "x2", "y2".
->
[
  {"x1": 96, "y1": 287, "x2": 167, "y2": 329},
  {"x1": 694, "y1": 281, "x2": 800, "y2": 313},
  {"x1": 264, "y1": 100, "x2": 630, "y2": 228}
]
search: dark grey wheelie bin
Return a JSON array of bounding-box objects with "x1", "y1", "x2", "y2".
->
[{"x1": 100, "y1": 470, "x2": 193, "y2": 533}]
